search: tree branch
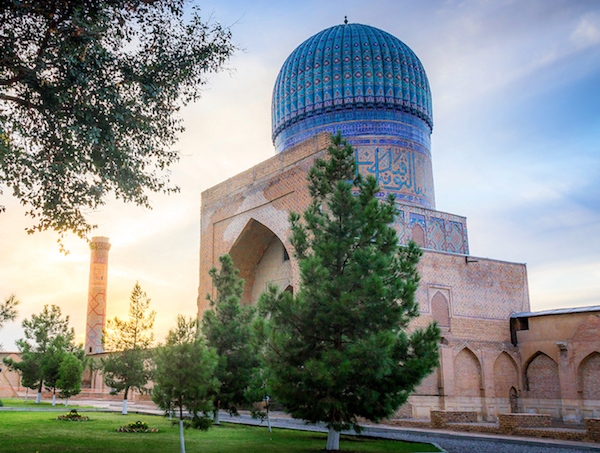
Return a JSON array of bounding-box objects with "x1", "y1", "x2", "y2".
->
[{"x1": 0, "y1": 93, "x2": 35, "y2": 109}]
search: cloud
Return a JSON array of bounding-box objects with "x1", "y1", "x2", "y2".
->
[{"x1": 571, "y1": 12, "x2": 600, "y2": 49}]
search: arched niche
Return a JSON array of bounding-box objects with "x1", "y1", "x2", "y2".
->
[
  {"x1": 431, "y1": 291, "x2": 450, "y2": 328},
  {"x1": 524, "y1": 352, "x2": 561, "y2": 399},
  {"x1": 493, "y1": 352, "x2": 519, "y2": 399},
  {"x1": 577, "y1": 352, "x2": 600, "y2": 401},
  {"x1": 454, "y1": 348, "x2": 483, "y2": 397},
  {"x1": 411, "y1": 222, "x2": 426, "y2": 247},
  {"x1": 509, "y1": 387, "x2": 519, "y2": 413},
  {"x1": 229, "y1": 219, "x2": 292, "y2": 306}
]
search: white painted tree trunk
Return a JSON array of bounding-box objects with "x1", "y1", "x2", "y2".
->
[
  {"x1": 35, "y1": 391, "x2": 41, "y2": 404},
  {"x1": 169, "y1": 409, "x2": 172, "y2": 420},
  {"x1": 213, "y1": 409, "x2": 220, "y2": 424},
  {"x1": 326, "y1": 426, "x2": 340, "y2": 451},
  {"x1": 266, "y1": 409, "x2": 272, "y2": 433},
  {"x1": 52, "y1": 392, "x2": 56, "y2": 406},
  {"x1": 122, "y1": 398, "x2": 128, "y2": 415},
  {"x1": 65, "y1": 398, "x2": 69, "y2": 407},
  {"x1": 179, "y1": 418, "x2": 186, "y2": 453}
]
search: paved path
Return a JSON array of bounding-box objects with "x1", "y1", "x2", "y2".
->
[{"x1": 8, "y1": 398, "x2": 600, "y2": 453}]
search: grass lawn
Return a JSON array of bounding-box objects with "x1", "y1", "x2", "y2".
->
[
  {"x1": 0, "y1": 397, "x2": 91, "y2": 408},
  {"x1": 0, "y1": 411, "x2": 440, "y2": 452}
]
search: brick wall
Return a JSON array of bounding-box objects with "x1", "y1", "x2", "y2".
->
[
  {"x1": 526, "y1": 353, "x2": 561, "y2": 399},
  {"x1": 498, "y1": 413, "x2": 551, "y2": 433},
  {"x1": 431, "y1": 410, "x2": 478, "y2": 427},
  {"x1": 586, "y1": 419, "x2": 600, "y2": 441}
]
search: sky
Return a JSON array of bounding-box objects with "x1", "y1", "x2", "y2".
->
[{"x1": 1, "y1": 0, "x2": 599, "y2": 350}]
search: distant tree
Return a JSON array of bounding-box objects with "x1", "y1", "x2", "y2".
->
[
  {"x1": 13, "y1": 350, "x2": 40, "y2": 401},
  {"x1": 102, "y1": 282, "x2": 155, "y2": 414},
  {"x1": 40, "y1": 338, "x2": 66, "y2": 406},
  {"x1": 0, "y1": 294, "x2": 19, "y2": 350},
  {"x1": 258, "y1": 133, "x2": 441, "y2": 450},
  {"x1": 56, "y1": 353, "x2": 83, "y2": 406},
  {"x1": 202, "y1": 254, "x2": 258, "y2": 424},
  {"x1": 0, "y1": 294, "x2": 19, "y2": 329},
  {"x1": 103, "y1": 282, "x2": 155, "y2": 351},
  {"x1": 3, "y1": 304, "x2": 76, "y2": 404},
  {"x1": 153, "y1": 315, "x2": 218, "y2": 453},
  {"x1": 0, "y1": 0, "x2": 235, "y2": 239}
]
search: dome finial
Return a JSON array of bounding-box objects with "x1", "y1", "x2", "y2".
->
[{"x1": 344, "y1": 16, "x2": 348, "y2": 25}]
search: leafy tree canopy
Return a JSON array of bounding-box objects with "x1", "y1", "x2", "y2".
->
[
  {"x1": 56, "y1": 352, "x2": 84, "y2": 401},
  {"x1": 202, "y1": 254, "x2": 258, "y2": 417},
  {"x1": 3, "y1": 304, "x2": 77, "y2": 401},
  {"x1": 18, "y1": 304, "x2": 75, "y2": 354},
  {"x1": 258, "y1": 133, "x2": 441, "y2": 450},
  {"x1": 0, "y1": 0, "x2": 234, "y2": 238}
]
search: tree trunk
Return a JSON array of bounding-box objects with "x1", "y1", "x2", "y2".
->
[
  {"x1": 266, "y1": 406, "x2": 272, "y2": 433},
  {"x1": 326, "y1": 426, "x2": 340, "y2": 451},
  {"x1": 179, "y1": 407, "x2": 186, "y2": 453},
  {"x1": 36, "y1": 381, "x2": 43, "y2": 404},
  {"x1": 52, "y1": 389, "x2": 56, "y2": 406},
  {"x1": 213, "y1": 408, "x2": 220, "y2": 424},
  {"x1": 65, "y1": 397, "x2": 69, "y2": 407},
  {"x1": 122, "y1": 389, "x2": 128, "y2": 415}
]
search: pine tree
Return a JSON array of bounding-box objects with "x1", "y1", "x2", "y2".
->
[
  {"x1": 0, "y1": 294, "x2": 19, "y2": 331},
  {"x1": 202, "y1": 254, "x2": 258, "y2": 423},
  {"x1": 153, "y1": 316, "x2": 218, "y2": 453},
  {"x1": 259, "y1": 133, "x2": 441, "y2": 451},
  {"x1": 102, "y1": 282, "x2": 155, "y2": 414}
]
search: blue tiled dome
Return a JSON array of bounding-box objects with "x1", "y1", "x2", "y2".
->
[{"x1": 272, "y1": 23, "x2": 433, "y2": 150}]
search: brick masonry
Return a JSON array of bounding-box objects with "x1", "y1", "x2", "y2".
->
[
  {"x1": 198, "y1": 129, "x2": 600, "y2": 425},
  {"x1": 431, "y1": 410, "x2": 478, "y2": 427}
]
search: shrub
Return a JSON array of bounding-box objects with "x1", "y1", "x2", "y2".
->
[
  {"x1": 117, "y1": 420, "x2": 158, "y2": 433},
  {"x1": 57, "y1": 409, "x2": 89, "y2": 422}
]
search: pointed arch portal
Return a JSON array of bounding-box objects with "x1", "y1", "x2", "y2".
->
[{"x1": 229, "y1": 219, "x2": 292, "y2": 306}]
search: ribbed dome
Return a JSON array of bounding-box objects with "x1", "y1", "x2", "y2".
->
[{"x1": 272, "y1": 23, "x2": 433, "y2": 146}]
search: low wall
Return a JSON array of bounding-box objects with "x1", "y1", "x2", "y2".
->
[
  {"x1": 587, "y1": 419, "x2": 600, "y2": 442},
  {"x1": 499, "y1": 413, "x2": 551, "y2": 433},
  {"x1": 431, "y1": 410, "x2": 478, "y2": 428}
]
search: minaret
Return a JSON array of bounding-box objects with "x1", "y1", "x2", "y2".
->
[{"x1": 84, "y1": 237, "x2": 111, "y2": 355}]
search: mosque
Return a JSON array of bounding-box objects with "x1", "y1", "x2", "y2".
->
[
  {"x1": 0, "y1": 20, "x2": 597, "y2": 423},
  {"x1": 197, "y1": 21, "x2": 600, "y2": 421}
]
